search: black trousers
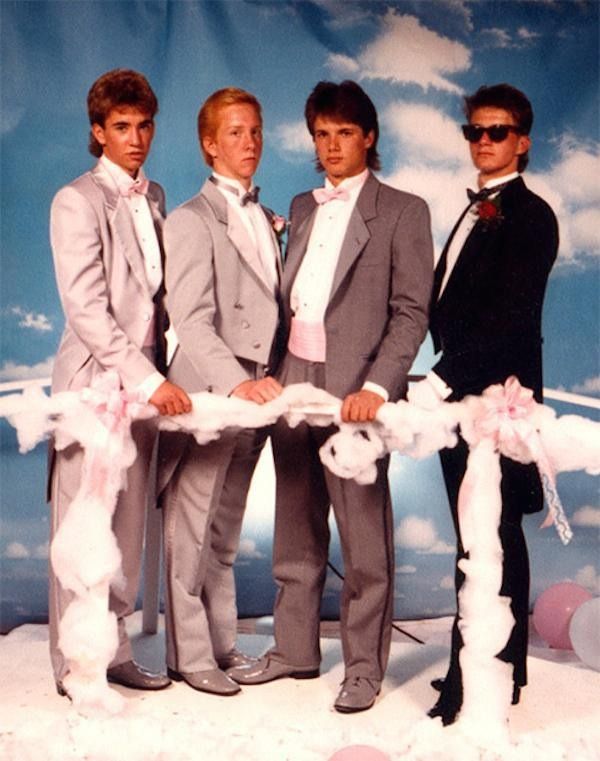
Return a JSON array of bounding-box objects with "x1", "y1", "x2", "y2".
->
[{"x1": 437, "y1": 435, "x2": 543, "y2": 709}]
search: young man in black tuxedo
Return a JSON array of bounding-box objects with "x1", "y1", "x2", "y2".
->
[{"x1": 409, "y1": 84, "x2": 559, "y2": 725}]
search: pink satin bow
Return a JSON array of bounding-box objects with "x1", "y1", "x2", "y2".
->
[
  {"x1": 312, "y1": 186, "x2": 350, "y2": 204},
  {"x1": 119, "y1": 178, "x2": 149, "y2": 197}
]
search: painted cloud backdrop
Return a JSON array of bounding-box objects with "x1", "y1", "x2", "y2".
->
[{"x1": 1, "y1": 0, "x2": 598, "y2": 629}]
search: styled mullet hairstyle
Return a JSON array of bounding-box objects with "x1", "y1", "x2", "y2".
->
[
  {"x1": 305, "y1": 80, "x2": 381, "y2": 172},
  {"x1": 197, "y1": 87, "x2": 262, "y2": 166},
  {"x1": 87, "y1": 69, "x2": 158, "y2": 158},
  {"x1": 464, "y1": 83, "x2": 533, "y2": 172}
]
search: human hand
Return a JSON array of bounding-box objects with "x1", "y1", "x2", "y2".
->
[
  {"x1": 341, "y1": 389, "x2": 385, "y2": 423},
  {"x1": 149, "y1": 380, "x2": 192, "y2": 416},
  {"x1": 231, "y1": 376, "x2": 283, "y2": 404}
]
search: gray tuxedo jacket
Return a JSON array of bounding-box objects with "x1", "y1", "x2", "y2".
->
[
  {"x1": 50, "y1": 162, "x2": 167, "y2": 394},
  {"x1": 283, "y1": 172, "x2": 433, "y2": 400},
  {"x1": 164, "y1": 179, "x2": 283, "y2": 395}
]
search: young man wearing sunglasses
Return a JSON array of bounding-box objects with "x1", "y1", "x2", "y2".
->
[{"x1": 409, "y1": 84, "x2": 559, "y2": 725}]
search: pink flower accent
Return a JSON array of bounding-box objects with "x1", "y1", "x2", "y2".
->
[{"x1": 272, "y1": 214, "x2": 287, "y2": 236}]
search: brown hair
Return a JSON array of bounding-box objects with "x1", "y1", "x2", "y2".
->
[
  {"x1": 87, "y1": 69, "x2": 158, "y2": 157},
  {"x1": 464, "y1": 84, "x2": 533, "y2": 172},
  {"x1": 197, "y1": 87, "x2": 262, "y2": 166},
  {"x1": 305, "y1": 80, "x2": 381, "y2": 171}
]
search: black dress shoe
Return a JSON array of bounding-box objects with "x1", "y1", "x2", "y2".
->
[
  {"x1": 228, "y1": 655, "x2": 320, "y2": 685},
  {"x1": 428, "y1": 696, "x2": 461, "y2": 726},
  {"x1": 512, "y1": 684, "x2": 521, "y2": 705},
  {"x1": 106, "y1": 660, "x2": 171, "y2": 691}
]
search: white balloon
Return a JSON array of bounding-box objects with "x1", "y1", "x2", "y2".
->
[{"x1": 569, "y1": 597, "x2": 600, "y2": 671}]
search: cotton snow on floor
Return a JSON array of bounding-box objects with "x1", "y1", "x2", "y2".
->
[{"x1": 1, "y1": 614, "x2": 598, "y2": 761}]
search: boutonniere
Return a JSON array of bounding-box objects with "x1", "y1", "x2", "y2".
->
[
  {"x1": 476, "y1": 196, "x2": 504, "y2": 230},
  {"x1": 271, "y1": 214, "x2": 288, "y2": 240}
]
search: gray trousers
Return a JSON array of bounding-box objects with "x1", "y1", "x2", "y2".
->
[
  {"x1": 159, "y1": 423, "x2": 267, "y2": 674},
  {"x1": 49, "y1": 419, "x2": 156, "y2": 683},
  {"x1": 269, "y1": 353, "x2": 395, "y2": 681}
]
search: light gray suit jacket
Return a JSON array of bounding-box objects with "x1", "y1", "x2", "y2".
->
[
  {"x1": 283, "y1": 172, "x2": 433, "y2": 400},
  {"x1": 50, "y1": 162, "x2": 167, "y2": 394},
  {"x1": 164, "y1": 179, "x2": 283, "y2": 395}
]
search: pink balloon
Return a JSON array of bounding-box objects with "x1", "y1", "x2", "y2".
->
[
  {"x1": 533, "y1": 582, "x2": 593, "y2": 649},
  {"x1": 328, "y1": 746, "x2": 390, "y2": 761}
]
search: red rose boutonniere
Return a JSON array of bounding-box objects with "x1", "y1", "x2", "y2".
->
[{"x1": 476, "y1": 196, "x2": 504, "y2": 230}]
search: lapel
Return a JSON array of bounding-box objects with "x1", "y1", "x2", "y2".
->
[
  {"x1": 90, "y1": 163, "x2": 151, "y2": 295},
  {"x1": 329, "y1": 172, "x2": 377, "y2": 299},
  {"x1": 201, "y1": 179, "x2": 275, "y2": 296},
  {"x1": 261, "y1": 206, "x2": 284, "y2": 284},
  {"x1": 281, "y1": 194, "x2": 318, "y2": 300},
  {"x1": 437, "y1": 177, "x2": 523, "y2": 308}
]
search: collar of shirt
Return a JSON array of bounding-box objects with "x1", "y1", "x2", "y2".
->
[
  {"x1": 99, "y1": 154, "x2": 148, "y2": 191},
  {"x1": 480, "y1": 171, "x2": 519, "y2": 193},
  {"x1": 212, "y1": 172, "x2": 256, "y2": 206},
  {"x1": 321, "y1": 168, "x2": 369, "y2": 202}
]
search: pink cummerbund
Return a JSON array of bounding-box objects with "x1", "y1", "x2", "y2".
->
[{"x1": 288, "y1": 317, "x2": 326, "y2": 362}]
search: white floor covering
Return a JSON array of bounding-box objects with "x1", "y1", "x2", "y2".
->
[{"x1": 1, "y1": 613, "x2": 598, "y2": 761}]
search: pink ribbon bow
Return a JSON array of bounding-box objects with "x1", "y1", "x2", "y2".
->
[{"x1": 312, "y1": 186, "x2": 350, "y2": 204}]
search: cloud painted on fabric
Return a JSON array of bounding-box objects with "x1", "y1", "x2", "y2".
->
[
  {"x1": 0, "y1": 357, "x2": 54, "y2": 382},
  {"x1": 571, "y1": 506, "x2": 600, "y2": 528},
  {"x1": 327, "y1": 12, "x2": 470, "y2": 94},
  {"x1": 9, "y1": 306, "x2": 53, "y2": 332}
]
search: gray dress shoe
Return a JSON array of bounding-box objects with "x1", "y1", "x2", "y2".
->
[
  {"x1": 106, "y1": 660, "x2": 171, "y2": 691},
  {"x1": 334, "y1": 676, "x2": 381, "y2": 713},
  {"x1": 228, "y1": 655, "x2": 320, "y2": 685},
  {"x1": 167, "y1": 667, "x2": 241, "y2": 696},
  {"x1": 216, "y1": 648, "x2": 257, "y2": 671}
]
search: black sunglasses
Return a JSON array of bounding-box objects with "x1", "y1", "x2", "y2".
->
[{"x1": 461, "y1": 124, "x2": 523, "y2": 143}]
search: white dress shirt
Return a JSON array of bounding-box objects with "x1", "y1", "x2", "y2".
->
[{"x1": 211, "y1": 171, "x2": 279, "y2": 293}]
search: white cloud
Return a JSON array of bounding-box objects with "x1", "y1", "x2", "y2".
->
[
  {"x1": 33, "y1": 542, "x2": 49, "y2": 560},
  {"x1": 396, "y1": 564, "x2": 417, "y2": 574},
  {"x1": 426, "y1": 540, "x2": 455, "y2": 555},
  {"x1": 517, "y1": 27, "x2": 541, "y2": 41},
  {"x1": 5, "y1": 542, "x2": 30, "y2": 559},
  {"x1": 0, "y1": 357, "x2": 54, "y2": 382},
  {"x1": 384, "y1": 102, "x2": 466, "y2": 166},
  {"x1": 480, "y1": 27, "x2": 513, "y2": 48},
  {"x1": 328, "y1": 12, "x2": 470, "y2": 94},
  {"x1": 572, "y1": 376, "x2": 600, "y2": 397},
  {"x1": 439, "y1": 575, "x2": 455, "y2": 590},
  {"x1": 237, "y1": 537, "x2": 264, "y2": 560},
  {"x1": 438, "y1": 0, "x2": 474, "y2": 32},
  {"x1": 395, "y1": 515, "x2": 435, "y2": 549},
  {"x1": 271, "y1": 120, "x2": 314, "y2": 161},
  {"x1": 10, "y1": 306, "x2": 52, "y2": 332},
  {"x1": 571, "y1": 506, "x2": 600, "y2": 528},
  {"x1": 575, "y1": 564, "x2": 600, "y2": 595}
]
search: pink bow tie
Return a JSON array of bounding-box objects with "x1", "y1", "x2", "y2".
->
[
  {"x1": 312, "y1": 186, "x2": 350, "y2": 204},
  {"x1": 120, "y1": 177, "x2": 149, "y2": 197}
]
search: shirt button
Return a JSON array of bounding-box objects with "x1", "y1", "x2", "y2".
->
[
  {"x1": 253, "y1": 341, "x2": 261, "y2": 349},
  {"x1": 143, "y1": 313, "x2": 151, "y2": 322},
  {"x1": 242, "y1": 320, "x2": 250, "y2": 329}
]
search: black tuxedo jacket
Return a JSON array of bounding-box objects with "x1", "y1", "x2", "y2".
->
[{"x1": 430, "y1": 176, "x2": 558, "y2": 402}]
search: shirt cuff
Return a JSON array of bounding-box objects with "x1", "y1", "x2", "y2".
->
[
  {"x1": 136, "y1": 371, "x2": 165, "y2": 403},
  {"x1": 426, "y1": 371, "x2": 452, "y2": 400},
  {"x1": 362, "y1": 381, "x2": 389, "y2": 402}
]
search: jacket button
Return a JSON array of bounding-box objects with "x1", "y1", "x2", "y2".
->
[
  {"x1": 253, "y1": 341, "x2": 261, "y2": 349},
  {"x1": 143, "y1": 313, "x2": 151, "y2": 321},
  {"x1": 234, "y1": 302, "x2": 244, "y2": 309},
  {"x1": 242, "y1": 320, "x2": 250, "y2": 329}
]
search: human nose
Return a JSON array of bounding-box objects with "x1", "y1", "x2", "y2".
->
[{"x1": 129, "y1": 128, "x2": 142, "y2": 145}]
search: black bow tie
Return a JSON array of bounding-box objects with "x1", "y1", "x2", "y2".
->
[
  {"x1": 241, "y1": 187, "x2": 260, "y2": 206},
  {"x1": 466, "y1": 180, "x2": 511, "y2": 204},
  {"x1": 209, "y1": 175, "x2": 260, "y2": 206}
]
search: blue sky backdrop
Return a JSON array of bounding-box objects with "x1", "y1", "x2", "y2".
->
[{"x1": 1, "y1": 0, "x2": 598, "y2": 629}]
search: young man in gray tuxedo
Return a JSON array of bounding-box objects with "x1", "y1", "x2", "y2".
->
[
  {"x1": 49, "y1": 69, "x2": 192, "y2": 697},
  {"x1": 230, "y1": 80, "x2": 434, "y2": 713},
  {"x1": 158, "y1": 88, "x2": 284, "y2": 696}
]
